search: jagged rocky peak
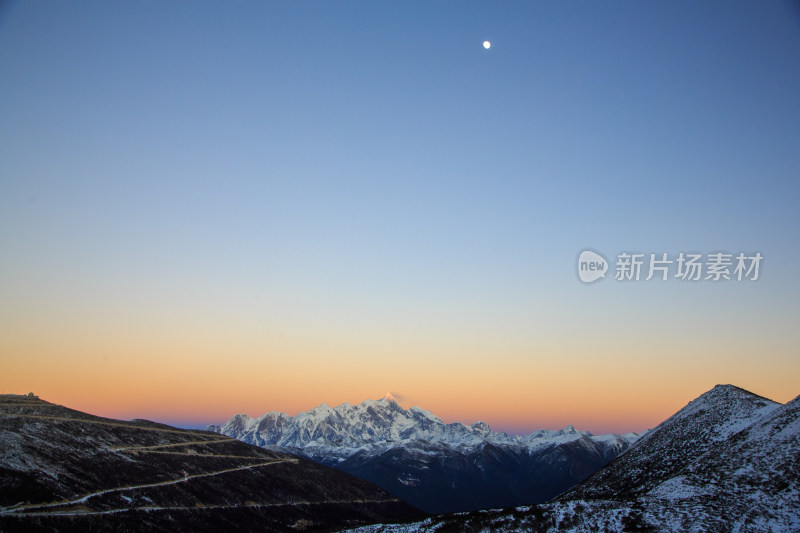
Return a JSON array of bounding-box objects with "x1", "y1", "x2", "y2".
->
[
  {"x1": 382, "y1": 391, "x2": 397, "y2": 404},
  {"x1": 208, "y1": 394, "x2": 636, "y2": 458},
  {"x1": 643, "y1": 382, "x2": 781, "y2": 445},
  {"x1": 695, "y1": 383, "x2": 776, "y2": 405},
  {"x1": 206, "y1": 394, "x2": 640, "y2": 515},
  {"x1": 470, "y1": 421, "x2": 491, "y2": 435}
]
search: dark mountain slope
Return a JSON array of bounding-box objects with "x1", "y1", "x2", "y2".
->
[
  {"x1": 344, "y1": 385, "x2": 800, "y2": 532},
  {"x1": 209, "y1": 394, "x2": 637, "y2": 514},
  {"x1": 557, "y1": 384, "x2": 780, "y2": 501},
  {"x1": 0, "y1": 396, "x2": 420, "y2": 532}
]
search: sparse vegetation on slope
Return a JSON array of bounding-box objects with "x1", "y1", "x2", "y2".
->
[{"x1": 0, "y1": 397, "x2": 421, "y2": 532}]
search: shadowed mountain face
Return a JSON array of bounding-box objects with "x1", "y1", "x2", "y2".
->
[
  {"x1": 555, "y1": 384, "x2": 782, "y2": 502},
  {"x1": 333, "y1": 436, "x2": 624, "y2": 514},
  {"x1": 348, "y1": 385, "x2": 800, "y2": 532},
  {"x1": 538, "y1": 385, "x2": 800, "y2": 531},
  {"x1": 208, "y1": 395, "x2": 638, "y2": 514},
  {"x1": 0, "y1": 396, "x2": 421, "y2": 532}
]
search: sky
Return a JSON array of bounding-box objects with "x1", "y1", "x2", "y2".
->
[{"x1": 1, "y1": 1, "x2": 799, "y2": 435}]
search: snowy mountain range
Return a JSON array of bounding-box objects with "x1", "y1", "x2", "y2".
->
[
  {"x1": 207, "y1": 393, "x2": 639, "y2": 513},
  {"x1": 349, "y1": 384, "x2": 800, "y2": 532}
]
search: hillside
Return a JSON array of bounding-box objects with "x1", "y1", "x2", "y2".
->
[
  {"x1": 344, "y1": 385, "x2": 800, "y2": 532},
  {"x1": 0, "y1": 395, "x2": 420, "y2": 532}
]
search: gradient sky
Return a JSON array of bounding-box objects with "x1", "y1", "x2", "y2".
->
[{"x1": 1, "y1": 1, "x2": 799, "y2": 435}]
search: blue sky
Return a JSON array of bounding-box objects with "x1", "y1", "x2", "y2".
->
[{"x1": 1, "y1": 1, "x2": 799, "y2": 432}]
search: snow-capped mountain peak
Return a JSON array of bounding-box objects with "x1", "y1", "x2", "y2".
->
[
  {"x1": 627, "y1": 383, "x2": 780, "y2": 453},
  {"x1": 207, "y1": 395, "x2": 642, "y2": 515},
  {"x1": 382, "y1": 392, "x2": 397, "y2": 404},
  {"x1": 208, "y1": 395, "x2": 638, "y2": 462},
  {"x1": 337, "y1": 384, "x2": 799, "y2": 526},
  {"x1": 559, "y1": 424, "x2": 583, "y2": 435}
]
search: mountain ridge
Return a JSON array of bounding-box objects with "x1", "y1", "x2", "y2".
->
[
  {"x1": 346, "y1": 384, "x2": 800, "y2": 532},
  {"x1": 0, "y1": 395, "x2": 421, "y2": 532},
  {"x1": 208, "y1": 395, "x2": 640, "y2": 513},
  {"x1": 206, "y1": 395, "x2": 638, "y2": 459}
]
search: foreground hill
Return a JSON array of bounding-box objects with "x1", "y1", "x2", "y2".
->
[
  {"x1": 0, "y1": 396, "x2": 420, "y2": 532},
  {"x1": 346, "y1": 385, "x2": 800, "y2": 532},
  {"x1": 209, "y1": 393, "x2": 638, "y2": 513}
]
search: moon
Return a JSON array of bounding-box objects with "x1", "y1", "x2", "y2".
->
[{"x1": 483, "y1": 41, "x2": 491, "y2": 49}]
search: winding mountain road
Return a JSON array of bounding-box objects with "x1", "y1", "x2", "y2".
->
[{"x1": 0, "y1": 458, "x2": 299, "y2": 516}]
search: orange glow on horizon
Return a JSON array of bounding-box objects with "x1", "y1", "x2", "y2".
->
[{"x1": 3, "y1": 302, "x2": 798, "y2": 436}]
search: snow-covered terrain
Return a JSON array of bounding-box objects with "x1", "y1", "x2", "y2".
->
[
  {"x1": 207, "y1": 392, "x2": 637, "y2": 463},
  {"x1": 343, "y1": 385, "x2": 800, "y2": 532},
  {"x1": 208, "y1": 393, "x2": 640, "y2": 513}
]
